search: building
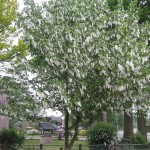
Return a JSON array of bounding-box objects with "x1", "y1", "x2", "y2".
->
[{"x1": 38, "y1": 122, "x2": 56, "y2": 135}]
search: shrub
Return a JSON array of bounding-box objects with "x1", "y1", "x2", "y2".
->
[
  {"x1": 130, "y1": 132, "x2": 147, "y2": 144},
  {"x1": 0, "y1": 129, "x2": 25, "y2": 150},
  {"x1": 26, "y1": 129, "x2": 39, "y2": 135},
  {"x1": 87, "y1": 122, "x2": 116, "y2": 145}
]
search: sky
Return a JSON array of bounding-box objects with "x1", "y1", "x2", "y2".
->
[{"x1": 16, "y1": 0, "x2": 62, "y2": 117}]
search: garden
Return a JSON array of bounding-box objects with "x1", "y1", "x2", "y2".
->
[{"x1": 1, "y1": 122, "x2": 150, "y2": 150}]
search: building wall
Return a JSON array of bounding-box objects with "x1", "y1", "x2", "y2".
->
[
  {"x1": 0, "y1": 116, "x2": 9, "y2": 129},
  {"x1": 0, "y1": 95, "x2": 9, "y2": 129}
]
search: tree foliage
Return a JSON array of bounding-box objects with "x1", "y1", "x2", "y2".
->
[
  {"x1": 107, "y1": 0, "x2": 150, "y2": 23},
  {"x1": 2, "y1": 0, "x2": 150, "y2": 149},
  {"x1": 0, "y1": 0, "x2": 17, "y2": 61},
  {"x1": 138, "y1": 0, "x2": 150, "y2": 23},
  {"x1": 0, "y1": 0, "x2": 27, "y2": 68},
  {"x1": 0, "y1": 0, "x2": 30, "y2": 117}
]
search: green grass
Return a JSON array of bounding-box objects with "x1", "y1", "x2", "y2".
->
[
  {"x1": 20, "y1": 139, "x2": 150, "y2": 150},
  {"x1": 25, "y1": 134, "x2": 41, "y2": 139},
  {"x1": 24, "y1": 139, "x2": 87, "y2": 145},
  {"x1": 22, "y1": 139, "x2": 88, "y2": 150}
]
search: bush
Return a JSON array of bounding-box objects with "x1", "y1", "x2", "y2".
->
[
  {"x1": 130, "y1": 132, "x2": 147, "y2": 144},
  {"x1": 87, "y1": 122, "x2": 116, "y2": 145},
  {"x1": 0, "y1": 129, "x2": 25, "y2": 150},
  {"x1": 26, "y1": 129, "x2": 39, "y2": 135}
]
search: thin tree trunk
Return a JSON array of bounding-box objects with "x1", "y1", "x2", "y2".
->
[
  {"x1": 68, "y1": 116, "x2": 81, "y2": 150},
  {"x1": 64, "y1": 113, "x2": 81, "y2": 150},
  {"x1": 64, "y1": 111, "x2": 70, "y2": 150},
  {"x1": 137, "y1": 110, "x2": 147, "y2": 141},
  {"x1": 64, "y1": 70, "x2": 70, "y2": 150},
  {"x1": 123, "y1": 111, "x2": 133, "y2": 140},
  {"x1": 100, "y1": 111, "x2": 107, "y2": 123}
]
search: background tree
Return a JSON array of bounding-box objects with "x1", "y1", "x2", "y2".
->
[
  {"x1": 107, "y1": 112, "x2": 124, "y2": 130},
  {"x1": 107, "y1": 0, "x2": 150, "y2": 23},
  {"x1": 138, "y1": 0, "x2": 150, "y2": 24},
  {"x1": 0, "y1": 0, "x2": 17, "y2": 61},
  {"x1": 107, "y1": 0, "x2": 150, "y2": 140},
  {"x1": 0, "y1": 0, "x2": 27, "y2": 74},
  {"x1": 137, "y1": 109, "x2": 147, "y2": 139},
  {"x1": 0, "y1": 0, "x2": 31, "y2": 119}
]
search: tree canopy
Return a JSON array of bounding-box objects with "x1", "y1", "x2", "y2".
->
[
  {"x1": 0, "y1": 0, "x2": 35, "y2": 119},
  {"x1": 1, "y1": 0, "x2": 150, "y2": 149},
  {"x1": 0, "y1": 0, "x2": 17, "y2": 61},
  {"x1": 107, "y1": 0, "x2": 150, "y2": 23}
]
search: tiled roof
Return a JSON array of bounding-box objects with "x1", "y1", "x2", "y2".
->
[{"x1": 39, "y1": 122, "x2": 56, "y2": 131}]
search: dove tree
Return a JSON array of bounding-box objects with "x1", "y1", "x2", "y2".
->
[
  {"x1": 107, "y1": 0, "x2": 150, "y2": 139},
  {"x1": 6, "y1": 0, "x2": 150, "y2": 149},
  {"x1": 134, "y1": 0, "x2": 150, "y2": 139}
]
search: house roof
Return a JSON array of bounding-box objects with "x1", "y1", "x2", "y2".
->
[{"x1": 38, "y1": 122, "x2": 56, "y2": 131}]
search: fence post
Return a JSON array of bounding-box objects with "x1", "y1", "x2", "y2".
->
[
  {"x1": 129, "y1": 144, "x2": 131, "y2": 150},
  {"x1": 114, "y1": 143, "x2": 116, "y2": 150},
  {"x1": 40, "y1": 144, "x2": 43, "y2": 150},
  {"x1": 79, "y1": 144, "x2": 82, "y2": 150},
  {"x1": 60, "y1": 147, "x2": 63, "y2": 150}
]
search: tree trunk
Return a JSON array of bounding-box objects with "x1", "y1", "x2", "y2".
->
[
  {"x1": 137, "y1": 110, "x2": 147, "y2": 141},
  {"x1": 64, "y1": 112, "x2": 81, "y2": 150},
  {"x1": 68, "y1": 116, "x2": 81, "y2": 150},
  {"x1": 123, "y1": 111, "x2": 133, "y2": 140},
  {"x1": 100, "y1": 111, "x2": 107, "y2": 123},
  {"x1": 64, "y1": 111, "x2": 70, "y2": 150}
]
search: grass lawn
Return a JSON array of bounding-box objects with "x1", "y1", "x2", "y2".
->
[
  {"x1": 24, "y1": 139, "x2": 87, "y2": 145},
  {"x1": 22, "y1": 140, "x2": 150, "y2": 150},
  {"x1": 19, "y1": 139, "x2": 150, "y2": 150},
  {"x1": 25, "y1": 135, "x2": 41, "y2": 139},
  {"x1": 22, "y1": 139, "x2": 88, "y2": 150}
]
